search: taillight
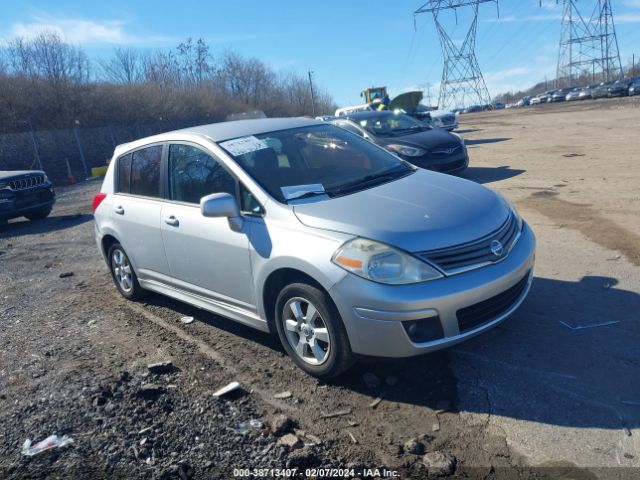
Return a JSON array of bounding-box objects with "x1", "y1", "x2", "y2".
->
[{"x1": 92, "y1": 193, "x2": 107, "y2": 212}]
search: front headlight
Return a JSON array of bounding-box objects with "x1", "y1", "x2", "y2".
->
[
  {"x1": 386, "y1": 144, "x2": 426, "y2": 157},
  {"x1": 450, "y1": 132, "x2": 465, "y2": 147},
  {"x1": 332, "y1": 238, "x2": 443, "y2": 284}
]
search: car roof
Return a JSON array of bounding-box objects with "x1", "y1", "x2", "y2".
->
[
  {"x1": 114, "y1": 117, "x2": 319, "y2": 156},
  {"x1": 178, "y1": 117, "x2": 319, "y2": 141}
]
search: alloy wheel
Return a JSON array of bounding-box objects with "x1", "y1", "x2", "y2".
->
[
  {"x1": 112, "y1": 248, "x2": 133, "y2": 293},
  {"x1": 282, "y1": 297, "x2": 331, "y2": 365}
]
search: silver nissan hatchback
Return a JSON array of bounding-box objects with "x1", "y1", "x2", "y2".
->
[{"x1": 93, "y1": 118, "x2": 535, "y2": 378}]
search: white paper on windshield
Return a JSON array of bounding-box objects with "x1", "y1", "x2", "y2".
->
[
  {"x1": 281, "y1": 184, "x2": 325, "y2": 201},
  {"x1": 220, "y1": 136, "x2": 268, "y2": 156}
]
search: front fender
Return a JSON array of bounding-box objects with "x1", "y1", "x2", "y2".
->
[{"x1": 247, "y1": 218, "x2": 351, "y2": 321}]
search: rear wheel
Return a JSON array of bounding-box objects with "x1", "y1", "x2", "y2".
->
[
  {"x1": 108, "y1": 243, "x2": 144, "y2": 300},
  {"x1": 25, "y1": 207, "x2": 52, "y2": 221},
  {"x1": 275, "y1": 283, "x2": 353, "y2": 379}
]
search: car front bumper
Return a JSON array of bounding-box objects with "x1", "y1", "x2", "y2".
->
[
  {"x1": 329, "y1": 222, "x2": 536, "y2": 358},
  {"x1": 406, "y1": 149, "x2": 468, "y2": 174},
  {"x1": 433, "y1": 120, "x2": 458, "y2": 131},
  {"x1": 0, "y1": 186, "x2": 56, "y2": 220}
]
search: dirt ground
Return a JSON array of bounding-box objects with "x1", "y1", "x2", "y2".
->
[{"x1": 1, "y1": 97, "x2": 639, "y2": 479}]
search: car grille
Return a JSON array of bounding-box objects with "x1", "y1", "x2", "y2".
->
[
  {"x1": 418, "y1": 212, "x2": 520, "y2": 274},
  {"x1": 457, "y1": 271, "x2": 530, "y2": 333},
  {"x1": 429, "y1": 143, "x2": 461, "y2": 157},
  {"x1": 8, "y1": 175, "x2": 45, "y2": 191}
]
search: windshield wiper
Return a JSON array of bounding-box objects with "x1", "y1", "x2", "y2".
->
[{"x1": 328, "y1": 167, "x2": 413, "y2": 195}]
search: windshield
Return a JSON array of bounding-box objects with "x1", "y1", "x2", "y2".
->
[
  {"x1": 219, "y1": 124, "x2": 413, "y2": 203},
  {"x1": 355, "y1": 114, "x2": 429, "y2": 138}
]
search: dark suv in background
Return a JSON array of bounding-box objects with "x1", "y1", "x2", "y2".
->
[{"x1": 0, "y1": 170, "x2": 56, "y2": 224}]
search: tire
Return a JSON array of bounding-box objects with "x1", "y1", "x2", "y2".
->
[
  {"x1": 107, "y1": 243, "x2": 145, "y2": 300},
  {"x1": 25, "y1": 207, "x2": 52, "y2": 221},
  {"x1": 275, "y1": 283, "x2": 353, "y2": 379}
]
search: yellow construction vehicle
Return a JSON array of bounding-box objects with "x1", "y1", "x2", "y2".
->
[
  {"x1": 335, "y1": 87, "x2": 426, "y2": 118},
  {"x1": 360, "y1": 86, "x2": 389, "y2": 105}
]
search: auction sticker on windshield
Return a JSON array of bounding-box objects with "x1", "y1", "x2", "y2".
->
[{"x1": 220, "y1": 136, "x2": 269, "y2": 156}]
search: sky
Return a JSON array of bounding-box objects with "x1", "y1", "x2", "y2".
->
[{"x1": 1, "y1": 0, "x2": 640, "y2": 108}]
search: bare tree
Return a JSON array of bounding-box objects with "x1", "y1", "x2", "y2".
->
[
  {"x1": 194, "y1": 38, "x2": 211, "y2": 85},
  {"x1": 0, "y1": 35, "x2": 336, "y2": 132},
  {"x1": 0, "y1": 49, "x2": 7, "y2": 75},
  {"x1": 217, "y1": 51, "x2": 277, "y2": 105},
  {"x1": 101, "y1": 47, "x2": 142, "y2": 84},
  {"x1": 7, "y1": 37, "x2": 35, "y2": 78},
  {"x1": 7, "y1": 32, "x2": 89, "y2": 85},
  {"x1": 142, "y1": 50, "x2": 181, "y2": 89}
]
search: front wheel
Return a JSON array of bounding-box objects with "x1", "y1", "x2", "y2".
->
[
  {"x1": 25, "y1": 207, "x2": 52, "y2": 221},
  {"x1": 275, "y1": 283, "x2": 353, "y2": 379},
  {"x1": 108, "y1": 243, "x2": 144, "y2": 300}
]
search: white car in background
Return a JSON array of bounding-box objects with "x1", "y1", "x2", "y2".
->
[{"x1": 428, "y1": 109, "x2": 458, "y2": 131}]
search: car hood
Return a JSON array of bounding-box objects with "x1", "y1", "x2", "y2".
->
[
  {"x1": 389, "y1": 91, "x2": 423, "y2": 114},
  {"x1": 379, "y1": 128, "x2": 459, "y2": 150},
  {"x1": 0, "y1": 170, "x2": 45, "y2": 180},
  {"x1": 293, "y1": 169, "x2": 509, "y2": 252}
]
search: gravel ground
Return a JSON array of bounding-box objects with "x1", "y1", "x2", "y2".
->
[{"x1": 1, "y1": 97, "x2": 639, "y2": 479}]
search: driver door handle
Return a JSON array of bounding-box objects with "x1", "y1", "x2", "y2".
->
[{"x1": 164, "y1": 216, "x2": 179, "y2": 227}]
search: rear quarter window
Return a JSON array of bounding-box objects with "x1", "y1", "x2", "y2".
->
[{"x1": 117, "y1": 153, "x2": 132, "y2": 193}]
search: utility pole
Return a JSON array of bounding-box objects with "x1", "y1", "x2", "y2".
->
[
  {"x1": 307, "y1": 70, "x2": 317, "y2": 117},
  {"x1": 557, "y1": 0, "x2": 623, "y2": 84},
  {"x1": 414, "y1": 1, "x2": 496, "y2": 111}
]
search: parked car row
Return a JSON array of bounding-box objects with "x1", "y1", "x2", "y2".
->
[
  {"x1": 455, "y1": 104, "x2": 494, "y2": 114},
  {"x1": 507, "y1": 77, "x2": 640, "y2": 108}
]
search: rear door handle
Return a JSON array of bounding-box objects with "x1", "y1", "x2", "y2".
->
[
  {"x1": 114, "y1": 206, "x2": 124, "y2": 215},
  {"x1": 164, "y1": 216, "x2": 179, "y2": 227}
]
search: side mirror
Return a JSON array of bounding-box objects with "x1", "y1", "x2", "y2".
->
[{"x1": 200, "y1": 193, "x2": 244, "y2": 232}]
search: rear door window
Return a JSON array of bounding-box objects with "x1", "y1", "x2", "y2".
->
[{"x1": 130, "y1": 145, "x2": 162, "y2": 198}]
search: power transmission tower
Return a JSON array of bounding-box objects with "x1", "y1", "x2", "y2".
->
[
  {"x1": 557, "y1": 0, "x2": 623, "y2": 85},
  {"x1": 415, "y1": 1, "x2": 497, "y2": 110}
]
